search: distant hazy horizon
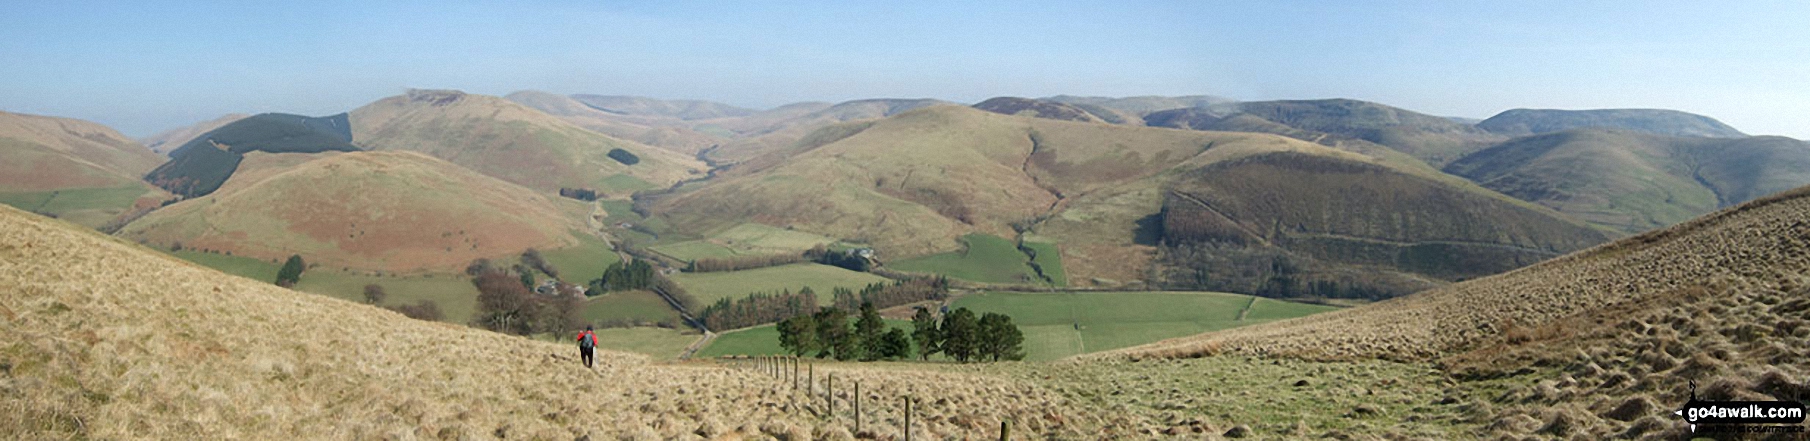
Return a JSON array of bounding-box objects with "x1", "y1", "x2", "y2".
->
[{"x1": 4, "y1": 1, "x2": 1807, "y2": 139}]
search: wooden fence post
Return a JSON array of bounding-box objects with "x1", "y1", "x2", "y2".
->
[
  {"x1": 1000, "y1": 419, "x2": 1010, "y2": 440},
  {"x1": 792, "y1": 357, "x2": 799, "y2": 390},
  {"x1": 828, "y1": 373, "x2": 835, "y2": 416},
  {"x1": 854, "y1": 381, "x2": 861, "y2": 434},
  {"x1": 904, "y1": 396, "x2": 911, "y2": 441}
]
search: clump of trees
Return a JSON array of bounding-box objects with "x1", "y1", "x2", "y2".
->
[
  {"x1": 806, "y1": 245, "x2": 872, "y2": 272},
  {"x1": 558, "y1": 187, "x2": 599, "y2": 201},
  {"x1": 698, "y1": 288, "x2": 818, "y2": 331},
  {"x1": 589, "y1": 259, "x2": 657, "y2": 292},
  {"x1": 686, "y1": 254, "x2": 803, "y2": 273},
  {"x1": 275, "y1": 254, "x2": 306, "y2": 288},
  {"x1": 829, "y1": 277, "x2": 948, "y2": 312},
  {"x1": 776, "y1": 301, "x2": 912, "y2": 361},
  {"x1": 777, "y1": 304, "x2": 1022, "y2": 363},
  {"x1": 470, "y1": 264, "x2": 582, "y2": 336},
  {"x1": 363, "y1": 284, "x2": 386, "y2": 304},
  {"x1": 606, "y1": 148, "x2": 640, "y2": 165},
  {"x1": 521, "y1": 248, "x2": 559, "y2": 280}
]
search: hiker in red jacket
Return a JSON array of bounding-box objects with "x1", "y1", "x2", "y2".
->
[{"x1": 576, "y1": 325, "x2": 597, "y2": 369}]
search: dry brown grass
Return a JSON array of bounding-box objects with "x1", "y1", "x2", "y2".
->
[{"x1": 0, "y1": 205, "x2": 1151, "y2": 439}]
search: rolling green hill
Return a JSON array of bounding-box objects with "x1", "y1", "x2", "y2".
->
[
  {"x1": 0, "y1": 111, "x2": 169, "y2": 228},
  {"x1": 144, "y1": 112, "x2": 360, "y2": 198},
  {"x1": 120, "y1": 150, "x2": 583, "y2": 273},
  {"x1": 653, "y1": 105, "x2": 1604, "y2": 297},
  {"x1": 1444, "y1": 128, "x2": 1810, "y2": 234},
  {"x1": 1478, "y1": 108, "x2": 1746, "y2": 138},
  {"x1": 1159, "y1": 151, "x2": 1608, "y2": 294},
  {"x1": 349, "y1": 89, "x2": 706, "y2": 196}
]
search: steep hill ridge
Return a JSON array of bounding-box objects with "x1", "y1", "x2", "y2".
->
[
  {"x1": 1444, "y1": 128, "x2": 1810, "y2": 234},
  {"x1": 120, "y1": 151, "x2": 581, "y2": 273},
  {"x1": 1122, "y1": 183, "x2": 1810, "y2": 361},
  {"x1": 1479, "y1": 108, "x2": 1746, "y2": 138},
  {"x1": 0, "y1": 204, "x2": 1138, "y2": 439}
]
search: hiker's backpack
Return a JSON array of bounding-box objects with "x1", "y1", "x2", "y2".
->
[{"x1": 580, "y1": 331, "x2": 596, "y2": 349}]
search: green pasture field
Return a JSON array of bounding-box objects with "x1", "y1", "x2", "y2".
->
[
  {"x1": 888, "y1": 233, "x2": 1048, "y2": 285},
  {"x1": 669, "y1": 263, "x2": 890, "y2": 307},
  {"x1": 950, "y1": 291, "x2": 1336, "y2": 360}
]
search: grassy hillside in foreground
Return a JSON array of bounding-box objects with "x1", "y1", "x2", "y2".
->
[
  {"x1": 119, "y1": 151, "x2": 583, "y2": 273},
  {"x1": 669, "y1": 263, "x2": 890, "y2": 307},
  {"x1": 952, "y1": 291, "x2": 1335, "y2": 360},
  {"x1": 4, "y1": 204, "x2": 1153, "y2": 439}
]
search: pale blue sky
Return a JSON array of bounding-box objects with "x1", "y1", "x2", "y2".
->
[{"x1": 3, "y1": 1, "x2": 1807, "y2": 138}]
